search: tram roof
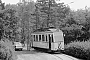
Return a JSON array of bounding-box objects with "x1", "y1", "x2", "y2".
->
[{"x1": 32, "y1": 27, "x2": 62, "y2": 35}]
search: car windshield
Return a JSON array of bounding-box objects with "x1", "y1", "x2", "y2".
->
[{"x1": 14, "y1": 42, "x2": 21, "y2": 45}]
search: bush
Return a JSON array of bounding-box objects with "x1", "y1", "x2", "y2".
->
[
  {"x1": 0, "y1": 39, "x2": 17, "y2": 60},
  {"x1": 63, "y1": 41, "x2": 90, "y2": 60}
]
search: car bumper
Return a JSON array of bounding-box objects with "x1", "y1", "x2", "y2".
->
[{"x1": 15, "y1": 46, "x2": 23, "y2": 49}]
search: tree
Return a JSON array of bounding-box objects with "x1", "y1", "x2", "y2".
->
[
  {"x1": 0, "y1": 8, "x2": 19, "y2": 42},
  {"x1": 34, "y1": 0, "x2": 70, "y2": 28},
  {"x1": 34, "y1": 0, "x2": 57, "y2": 27},
  {"x1": 17, "y1": 1, "x2": 35, "y2": 50},
  {"x1": 0, "y1": 18, "x2": 4, "y2": 40},
  {"x1": 5, "y1": 4, "x2": 19, "y2": 11},
  {"x1": 0, "y1": 0, "x2": 5, "y2": 10},
  {"x1": 31, "y1": 3, "x2": 41, "y2": 30},
  {"x1": 66, "y1": 13, "x2": 77, "y2": 25}
]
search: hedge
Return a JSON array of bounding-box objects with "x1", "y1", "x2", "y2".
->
[
  {"x1": 0, "y1": 39, "x2": 17, "y2": 60},
  {"x1": 63, "y1": 41, "x2": 90, "y2": 60}
]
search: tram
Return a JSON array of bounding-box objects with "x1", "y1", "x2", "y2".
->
[{"x1": 31, "y1": 27, "x2": 64, "y2": 51}]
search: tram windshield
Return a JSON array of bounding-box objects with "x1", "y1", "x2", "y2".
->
[{"x1": 54, "y1": 32, "x2": 64, "y2": 42}]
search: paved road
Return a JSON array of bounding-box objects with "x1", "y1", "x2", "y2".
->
[
  {"x1": 16, "y1": 44, "x2": 80, "y2": 60},
  {"x1": 16, "y1": 49, "x2": 79, "y2": 60}
]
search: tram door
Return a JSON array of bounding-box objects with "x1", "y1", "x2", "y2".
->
[{"x1": 49, "y1": 34, "x2": 51, "y2": 50}]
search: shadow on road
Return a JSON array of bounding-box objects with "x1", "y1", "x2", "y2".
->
[{"x1": 15, "y1": 48, "x2": 46, "y2": 55}]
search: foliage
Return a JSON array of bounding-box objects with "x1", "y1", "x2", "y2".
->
[
  {"x1": 0, "y1": 2, "x2": 18, "y2": 60},
  {"x1": 0, "y1": 18, "x2": 4, "y2": 39},
  {"x1": 33, "y1": 0, "x2": 70, "y2": 28},
  {"x1": 0, "y1": 9, "x2": 19, "y2": 41},
  {"x1": 64, "y1": 41, "x2": 90, "y2": 60},
  {"x1": 66, "y1": 14, "x2": 77, "y2": 25},
  {"x1": 60, "y1": 9, "x2": 90, "y2": 43},
  {"x1": 61, "y1": 24, "x2": 83, "y2": 44},
  {"x1": 0, "y1": 0, "x2": 5, "y2": 10},
  {"x1": 5, "y1": 4, "x2": 18, "y2": 10},
  {"x1": 17, "y1": 1, "x2": 35, "y2": 48},
  {"x1": 0, "y1": 39, "x2": 17, "y2": 60},
  {"x1": 2, "y1": 0, "x2": 90, "y2": 52}
]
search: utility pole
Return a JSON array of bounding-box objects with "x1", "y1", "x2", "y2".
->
[
  {"x1": 35, "y1": 5, "x2": 38, "y2": 29},
  {"x1": 35, "y1": 4, "x2": 39, "y2": 29},
  {"x1": 47, "y1": 0, "x2": 51, "y2": 27},
  {"x1": 31, "y1": 3, "x2": 39, "y2": 30}
]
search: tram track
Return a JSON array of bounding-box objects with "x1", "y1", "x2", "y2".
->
[
  {"x1": 22, "y1": 46, "x2": 78, "y2": 60},
  {"x1": 52, "y1": 54, "x2": 63, "y2": 60},
  {"x1": 50, "y1": 54, "x2": 78, "y2": 60},
  {"x1": 34, "y1": 49, "x2": 76, "y2": 60},
  {"x1": 47, "y1": 51, "x2": 77, "y2": 60},
  {"x1": 16, "y1": 47, "x2": 79, "y2": 60},
  {"x1": 33, "y1": 49, "x2": 64, "y2": 60}
]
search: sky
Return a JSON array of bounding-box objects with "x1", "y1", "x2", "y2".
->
[{"x1": 2, "y1": 0, "x2": 90, "y2": 10}]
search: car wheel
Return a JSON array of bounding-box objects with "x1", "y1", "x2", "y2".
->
[{"x1": 15, "y1": 46, "x2": 16, "y2": 51}]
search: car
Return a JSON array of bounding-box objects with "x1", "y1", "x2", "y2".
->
[{"x1": 13, "y1": 42, "x2": 23, "y2": 51}]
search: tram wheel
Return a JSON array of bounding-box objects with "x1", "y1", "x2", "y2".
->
[{"x1": 47, "y1": 50, "x2": 52, "y2": 53}]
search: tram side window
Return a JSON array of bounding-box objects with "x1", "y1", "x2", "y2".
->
[
  {"x1": 48, "y1": 34, "x2": 54, "y2": 42},
  {"x1": 34, "y1": 35, "x2": 35, "y2": 41},
  {"x1": 39, "y1": 35, "x2": 41, "y2": 41},
  {"x1": 51, "y1": 34, "x2": 54, "y2": 42},
  {"x1": 48, "y1": 34, "x2": 51, "y2": 42},
  {"x1": 36, "y1": 35, "x2": 38, "y2": 41},
  {"x1": 42, "y1": 35, "x2": 44, "y2": 41},
  {"x1": 46, "y1": 35, "x2": 48, "y2": 42}
]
